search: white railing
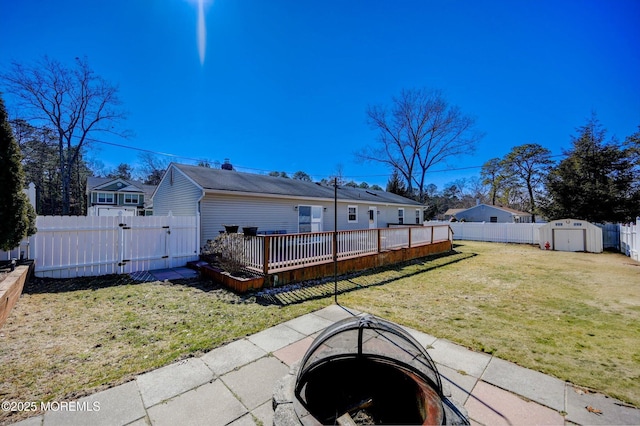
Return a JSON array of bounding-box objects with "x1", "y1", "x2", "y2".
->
[
  {"x1": 380, "y1": 227, "x2": 409, "y2": 250},
  {"x1": 266, "y1": 232, "x2": 334, "y2": 272},
  {"x1": 243, "y1": 225, "x2": 452, "y2": 274},
  {"x1": 620, "y1": 218, "x2": 639, "y2": 261},
  {"x1": 22, "y1": 215, "x2": 199, "y2": 278},
  {"x1": 337, "y1": 229, "x2": 378, "y2": 259}
]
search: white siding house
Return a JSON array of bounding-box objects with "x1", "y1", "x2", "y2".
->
[
  {"x1": 451, "y1": 204, "x2": 532, "y2": 223},
  {"x1": 152, "y1": 163, "x2": 425, "y2": 244}
]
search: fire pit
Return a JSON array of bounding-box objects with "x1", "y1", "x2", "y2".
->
[{"x1": 274, "y1": 314, "x2": 469, "y2": 425}]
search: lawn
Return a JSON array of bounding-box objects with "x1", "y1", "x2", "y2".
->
[{"x1": 1, "y1": 241, "x2": 638, "y2": 424}]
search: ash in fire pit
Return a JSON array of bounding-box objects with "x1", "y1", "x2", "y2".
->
[{"x1": 273, "y1": 314, "x2": 469, "y2": 425}]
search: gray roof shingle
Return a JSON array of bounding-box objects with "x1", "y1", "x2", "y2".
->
[{"x1": 174, "y1": 163, "x2": 422, "y2": 206}]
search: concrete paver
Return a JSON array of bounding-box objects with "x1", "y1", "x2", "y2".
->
[
  {"x1": 136, "y1": 358, "x2": 214, "y2": 407},
  {"x1": 310, "y1": 304, "x2": 359, "y2": 322},
  {"x1": 437, "y1": 364, "x2": 479, "y2": 406},
  {"x1": 201, "y1": 339, "x2": 267, "y2": 375},
  {"x1": 247, "y1": 323, "x2": 306, "y2": 353},
  {"x1": 43, "y1": 380, "x2": 146, "y2": 426},
  {"x1": 146, "y1": 380, "x2": 246, "y2": 426},
  {"x1": 280, "y1": 313, "x2": 334, "y2": 336},
  {"x1": 272, "y1": 336, "x2": 314, "y2": 366},
  {"x1": 428, "y1": 338, "x2": 492, "y2": 378},
  {"x1": 221, "y1": 357, "x2": 290, "y2": 411},
  {"x1": 402, "y1": 325, "x2": 438, "y2": 349},
  {"x1": 565, "y1": 384, "x2": 640, "y2": 426},
  {"x1": 464, "y1": 381, "x2": 564, "y2": 426},
  {"x1": 481, "y1": 356, "x2": 566, "y2": 412},
  {"x1": 250, "y1": 401, "x2": 275, "y2": 426}
]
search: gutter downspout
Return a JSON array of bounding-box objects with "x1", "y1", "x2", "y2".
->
[{"x1": 195, "y1": 189, "x2": 205, "y2": 258}]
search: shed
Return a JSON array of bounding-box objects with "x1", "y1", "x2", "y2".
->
[{"x1": 538, "y1": 219, "x2": 602, "y2": 253}]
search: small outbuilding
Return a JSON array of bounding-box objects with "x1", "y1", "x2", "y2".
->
[{"x1": 538, "y1": 218, "x2": 602, "y2": 253}]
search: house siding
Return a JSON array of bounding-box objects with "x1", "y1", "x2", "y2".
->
[
  {"x1": 198, "y1": 195, "x2": 422, "y2": 243},
  {"x1": 154, "y1": 166, "x2": 203, "y2": 217},
  {"x1": 457, "y1": 205, "x2": 517, "y2": 223},
  {"x1": 330, "y1": 202, "x2": 422, "y2": 231},
  {"x1": 200, "y1": 194, "x2": 301, "y2": 242}
]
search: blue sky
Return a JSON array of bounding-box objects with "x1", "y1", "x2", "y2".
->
[{"x1": 2, "y1": 0, "x2": 639, "y2": 190}]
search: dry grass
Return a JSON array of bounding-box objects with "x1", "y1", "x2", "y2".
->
[
  {"x1": 1, "y1": 241, "x2": 639, "y2": 424},
  {"x1": 0, "y1": 277, "x2": 329, "y2": 424},
  {"x1": 339, "y1": 241, "x2": 640, "y2": 407}
]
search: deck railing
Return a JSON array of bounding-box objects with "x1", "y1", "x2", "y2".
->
[{"x1": 241, "y1": 224, "x2": 451, "y2": 274}]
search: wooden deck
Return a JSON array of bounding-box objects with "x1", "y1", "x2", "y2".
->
[{"x1": 202, "y1": 225, "x2": 454, "y2": 292}]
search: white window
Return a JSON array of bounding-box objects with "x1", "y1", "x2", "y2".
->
[
  {"x1": 97, "y1": 192, "x2": 114, "y2": 204},
  {"x1": 398, "y1": 208, "x2": 404, "y2": 225},
  {"x1": 124, "y1": 193, "x2": 140, "y2": 204},
  {"x1": 347, "y1": 205, "x2": 358, "y2": 223},
  {"x1": 415, "y1": 209, "x2": 421, "y2": 224}
]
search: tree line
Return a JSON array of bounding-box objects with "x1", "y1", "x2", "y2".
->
[{"x1": 362, "y1": 90, "x2": 639, "y2": 223}]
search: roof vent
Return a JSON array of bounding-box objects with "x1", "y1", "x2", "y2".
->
[{"x1": 221, "y1": 158, "x2": 234, "y2": 171}]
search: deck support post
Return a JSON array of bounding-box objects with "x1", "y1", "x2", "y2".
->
[{"x1": 263, "y1": 236, "x2": 270, "y2": 278}]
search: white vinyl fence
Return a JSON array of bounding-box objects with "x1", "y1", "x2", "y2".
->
[
  {"x1": 8, "y1": 215, "x2": 199, "y2": 278},
  {"x1": 443, "y1": 222, "x2": 544, "y2": 244},
  {"x1": 620, "y1": 218, "x2": 639, "y2": 261}
]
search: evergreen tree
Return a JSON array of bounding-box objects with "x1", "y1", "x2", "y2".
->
[
  {"x1": 107, "y1": 163, "x2": 134, "y2": 180},
  {"x1": 386, "y1": 169, "x2": 408, "y2": 197},
  {"x1": 543, "y1": 115, "x2": 636, "y2": 222},
  {"x1": 292, "y1": 171, "x2": 312, "y2": 181},
  {"x1": 0, "y1": 95, "x2": 36, "y2": 250}
]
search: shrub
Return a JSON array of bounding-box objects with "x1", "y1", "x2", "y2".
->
[{"x1": 201, "y1": 234, "x2": 247, "y2": 276}]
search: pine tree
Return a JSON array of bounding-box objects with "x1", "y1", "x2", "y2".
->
[
  {"x1": 543, "y1": 115, "x2": 636, "y2": 222},
  {"x1": 0, "y1": 95, "x2": 36, "y2": 251},
  {"x1": 386, "y1": 169, "x2": 408, "y2": 197}
]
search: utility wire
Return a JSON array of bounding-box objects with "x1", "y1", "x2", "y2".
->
[{"x1": 82, "y1": 135, "x2": 567, "y2": 181}]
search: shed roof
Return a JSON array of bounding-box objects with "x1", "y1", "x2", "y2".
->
[
  {"x1": 172, "y1": 163, "x2": 422, "y2": 206},
  {"x1": 456, "y1": 204, "x2": 531, "y2": 217}
]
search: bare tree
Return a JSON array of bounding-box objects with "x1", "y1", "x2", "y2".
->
[
  {"x1": 358, "y1": 88, "x2": 483, "y2": 200},
  {"x1": 138, "y1": 152, "x2": 167, "y2": 185},
  {"x1": 1, "y1": 56, "x2": 128, "y2": 214}
]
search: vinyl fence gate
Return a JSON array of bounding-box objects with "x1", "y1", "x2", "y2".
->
[{"x1": 31, "y1": 215, "x2": 199, "y2": 278}]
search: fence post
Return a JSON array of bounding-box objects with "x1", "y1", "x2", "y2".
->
[
  {"x1": 118, "y1": 213, "x2": 125, "y2": 275},
  {"x1": 263, "y1": 236, "x2": 270, "y2": 277},
  {"x1": 408, "y1": 227, "x2": 412, "y2": 248},
  {"x1": 377, "y1": 229, "x2": 382, "y2": 253},
  {"x1": 167, "y1": 213, "x2": 173, "y2": 268}
]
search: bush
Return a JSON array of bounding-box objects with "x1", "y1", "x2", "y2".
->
[{"x1": 201, "y1": 234, "x2": 247, "y2": 276}]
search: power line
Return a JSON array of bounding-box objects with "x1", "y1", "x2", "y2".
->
[{"x1": 83, "y1": 136, "x2": 567, "y2": 182}]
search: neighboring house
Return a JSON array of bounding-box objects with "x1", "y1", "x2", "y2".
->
[
  {"x1": 443, "y1": 208, "x2": 465, "y2": 221},
  {"x1": 449, "y1": 203, "x2": 532, "y2": 223},
  {"x1": 152, "y1": 163, "x2": 425, "y2": 243},
  {"x1": 86, "y1": 177, "x2": 155, "y2": 216}
]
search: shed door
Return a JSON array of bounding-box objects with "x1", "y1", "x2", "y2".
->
[{"x1": 554, "y1": 229, "x2": 585, "y2": 252}]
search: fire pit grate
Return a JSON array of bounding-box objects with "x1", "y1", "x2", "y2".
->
[{"x1": 275, "y1": 314, "x2": 469, "y2": 425}]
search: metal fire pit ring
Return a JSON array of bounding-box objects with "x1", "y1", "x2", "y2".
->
[{"x1": 273, "y1": 314, "x2": 469, "y2": 425}]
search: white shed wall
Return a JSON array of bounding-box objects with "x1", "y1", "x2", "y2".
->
[{"x1": 538, "y1": 219, "x2": 603, "y2": 253}]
